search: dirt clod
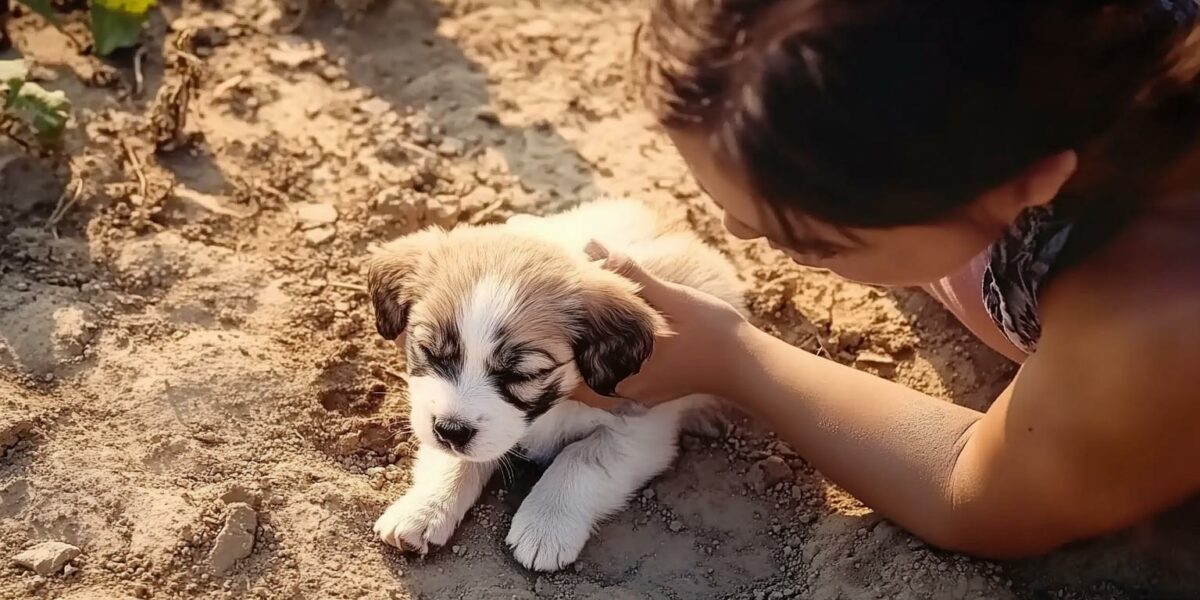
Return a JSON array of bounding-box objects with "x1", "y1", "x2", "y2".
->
[
  {"x1": 12, "y1": 541, "x2": 80, "y2": 576},
  {"x1": 749, "y1": 456, "x2": 794, "y2": 493},
  {"x1": 208, "y1": 503, "x2": 257, "y2": 574}
]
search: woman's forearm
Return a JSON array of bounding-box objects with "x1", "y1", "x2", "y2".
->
[{"x1": 724, "y1": 324, "x2": 985, "y2": 548}]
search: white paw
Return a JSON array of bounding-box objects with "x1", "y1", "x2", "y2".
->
[
  {"x1": 373, "y1": 491, "x2": 463, "y2": 554},
  {"x1": 506, "y1": 499, "x2": 592, "y2": 572}
]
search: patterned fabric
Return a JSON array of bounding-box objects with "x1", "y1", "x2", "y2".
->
[{"x1": 981, "y1": 206, "x2": 1076, "y2": 354}]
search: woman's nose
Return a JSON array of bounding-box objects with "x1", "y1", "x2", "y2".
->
[{"x1": 722, "y1": 212, "x2": 761, "y2": 241}]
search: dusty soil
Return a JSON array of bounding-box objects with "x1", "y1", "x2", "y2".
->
[{"x1": 2, "y1": 1, "x2": 1199, "y2": 598}]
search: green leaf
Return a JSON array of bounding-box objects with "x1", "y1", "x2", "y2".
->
[
  {"x1": 90, "y1": 0, "x2": 157, "y2": 56},
  {"x1": 16, "y1": 0, "x2": 60, "y2": 24},
  {"x1": 0, "y1": 59, "x2": 29, "y2": 86},
  {"x1": 5, "y1": 80, "x2": 71, "y2": 145}
]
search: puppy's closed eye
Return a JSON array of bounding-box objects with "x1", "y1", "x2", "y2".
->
[
  {"x1": 496, "y1": 351, "x2": 562, "y2": 384},
  {"x1": 513, "y1": 353, "x2": 557, "y2": 376}
]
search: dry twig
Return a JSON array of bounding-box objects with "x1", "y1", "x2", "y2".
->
[
  {"x1": 46, "y1": 174, "x2": 84, "y2": 233},
  {"x1": 133, "y1": 45, "x2": 147, "y2": 97},
  {"x1": 121, "y1": 139, "x2": 148, "y2": 198}
]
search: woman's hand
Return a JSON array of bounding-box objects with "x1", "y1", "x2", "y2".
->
[{"x1": 573, "y1": 240, "x2": 750, "y2": 407}]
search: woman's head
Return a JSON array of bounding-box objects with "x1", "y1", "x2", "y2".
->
[{"x1": 637, "y1": 0, "x2": 1199, "y2": 285}]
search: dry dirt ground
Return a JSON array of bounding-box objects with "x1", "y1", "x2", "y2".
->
[{"x1": 2, "y1": 1, "x2": 1199, "y2": 599}]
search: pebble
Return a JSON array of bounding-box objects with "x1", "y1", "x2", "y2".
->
[
  {"x1": 304, "y1": 227, "x2": 336, "y2": 246},
  {"x1": 293, "y1": 202, "x2": 339, "y2": 229},
  {"x1": 641, "y1": 488, "x2": 656, "y2": 501},
  {"x1": 267, "y1": 42, "x2": 326, "y2": 68},
  {"x1": 748, "y1": 456, "x2": 794, "y2": 492},
  {"x1": 208, "y1": 503, "x2": 257, "y2": 574},
  {"x1": 533, "y1": 576, "x2": 555, "y2": 597},
  {"x1": 668, "y1": 520, "x2": 684, "y2": 532},
  {"x1": 358, "y1": 98, "x2": 391, "y2": 117},
  {"x1": 12, "y1": 541, "x2": 81, "y2": 576},
  {"x1": 462, "y1": 186, "x2": 497, "y2": 209},
  {"x1": 438, "y1": 138, "x2": 465, "y2": 157}
]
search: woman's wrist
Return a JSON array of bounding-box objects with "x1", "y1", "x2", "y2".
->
[{"x1": 705, "y1": 319, "x2": 769, "y2": 401}]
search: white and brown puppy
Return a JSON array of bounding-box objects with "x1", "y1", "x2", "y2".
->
[{"x1": 367, "y1": 198, "x2": 744, "y2": 571}]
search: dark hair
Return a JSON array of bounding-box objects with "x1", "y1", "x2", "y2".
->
[{"x1": 636, "y1": 0, "x2": 1200, "y2": 229}]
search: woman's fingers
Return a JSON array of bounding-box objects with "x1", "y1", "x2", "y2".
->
[{"x1": 584, "y1": 239, "x2": 674, "y2": 302}]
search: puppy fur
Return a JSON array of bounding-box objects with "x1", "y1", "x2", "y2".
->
[{"x1": 368, "y1": 198, "x2": 745, "y2": 571}]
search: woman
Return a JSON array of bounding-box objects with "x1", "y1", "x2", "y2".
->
[{"x1": 579, "y1": 0, "x2": 1200, "y2": 558}]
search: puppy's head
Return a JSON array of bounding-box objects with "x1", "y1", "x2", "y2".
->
[{"x1": 367, "y1": 227, "x2": 665, "y2": 462}]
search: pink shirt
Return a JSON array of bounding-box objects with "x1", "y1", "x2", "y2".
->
[{"x1": 923, "y1": 253, "x2": 1028, "y2": 364}]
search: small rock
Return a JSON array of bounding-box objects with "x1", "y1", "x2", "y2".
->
[
  {"x1": 366, "y1": 467, "x2": 386, "y2": 477},
  {"x1": 133, "y1": 583, "x2": 150, "y2": 598},
  {"x1": 358, "y1": 97, "x2": 391, "y2": 117},
  {"x1": 63, "y1": 564, "x2": 79, "y2": 577},
  {"x1": 438, "y1": 137, "x2": 465, "y2": 157},
  {"x1": 304, "y1": 226, "x2": 336, "y2": 246},
  {"x1": 293, "y1": 202, "x2": 339, "y2": 229},
  {"x1": 320, "y1": 65, "x2": 342, "y2": 81},
  {"x1": 641, "y1": 488, "x2": 656, "y2": 501},
  {"x1": 12, "y1": 541, "x2": 81, "y2": 576},
  {"x1": 748, "y1": 456, "x2": 794, "y2": 493},
  {"x1": 208, "y1": 503, "x2": 257, "y2": 574},
  {"x1": 462, "y1": 186, "x2": 497, "y2": 209},
  {"x1": 668, "y1": 520, "x2": 684, "y2": 532},
  {"x1": 534, "y1": 576, "x2": 556, "y2": 597},
  {"x1": 267, "y1": 41, "x2": 326, "y2": 68}
]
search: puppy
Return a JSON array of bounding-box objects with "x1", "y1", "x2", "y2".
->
[{"x1": 367, "y1": 198, "x2": 745, "y2": 571}]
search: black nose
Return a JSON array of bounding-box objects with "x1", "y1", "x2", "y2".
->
[{"x1": 432, "y1": 418, "x2": 476, "y2": 449}]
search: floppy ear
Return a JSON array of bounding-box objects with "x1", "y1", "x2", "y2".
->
[
  {"x1": 571, "y1": 269, "x2": 669, "y2": 396},
  {"x1": 365, "y1": 229, "x2": 440, "y2": 340}
]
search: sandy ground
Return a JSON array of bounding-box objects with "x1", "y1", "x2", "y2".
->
[{"x1": 2, "y1": 1, "x2": 1199, "y2": 598}]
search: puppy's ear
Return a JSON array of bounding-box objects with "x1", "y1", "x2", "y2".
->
[
  {"x1": 572, "y1": 269, "x2": 669, "y2": 396},
  {"x1": 365, "y1": 229, "x2": 440, "y2": 340}
]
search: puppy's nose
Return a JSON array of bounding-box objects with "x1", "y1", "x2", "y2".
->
[{"x1": 432, "y1": 418, "x2": 476, "y2": 449}]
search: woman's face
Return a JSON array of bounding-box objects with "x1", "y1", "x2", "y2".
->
[{"x1": 668, "y1": 129, "x2": 1072, "y2": 286}]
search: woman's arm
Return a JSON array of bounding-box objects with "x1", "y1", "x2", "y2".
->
[{"x1": 584, "y1": 243, "x2": 1200, "y2": 558}]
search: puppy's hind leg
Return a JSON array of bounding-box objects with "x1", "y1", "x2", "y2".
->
[{"x1": 506, "y1": 401, "x2": 694, "y2": 571}]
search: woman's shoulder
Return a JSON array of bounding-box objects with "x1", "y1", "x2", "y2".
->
[{"x1": 1040, "y1": 195, "x2": 1200, "y2": 381}]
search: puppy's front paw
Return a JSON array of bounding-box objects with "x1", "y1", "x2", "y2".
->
[
  {"x1": 374, "y1": 492, "x2": 462, "y2": 554},
  {"x1": 506, "y1": 499, "x2": 591, "y2": 572}
]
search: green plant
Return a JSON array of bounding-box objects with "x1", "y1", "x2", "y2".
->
[
  {"x1": 14, "y1": 0, "x2": 156, "y2": 56},
  {"x1": 1, "y1": 57, "x2": 71, "y2": 147}
]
